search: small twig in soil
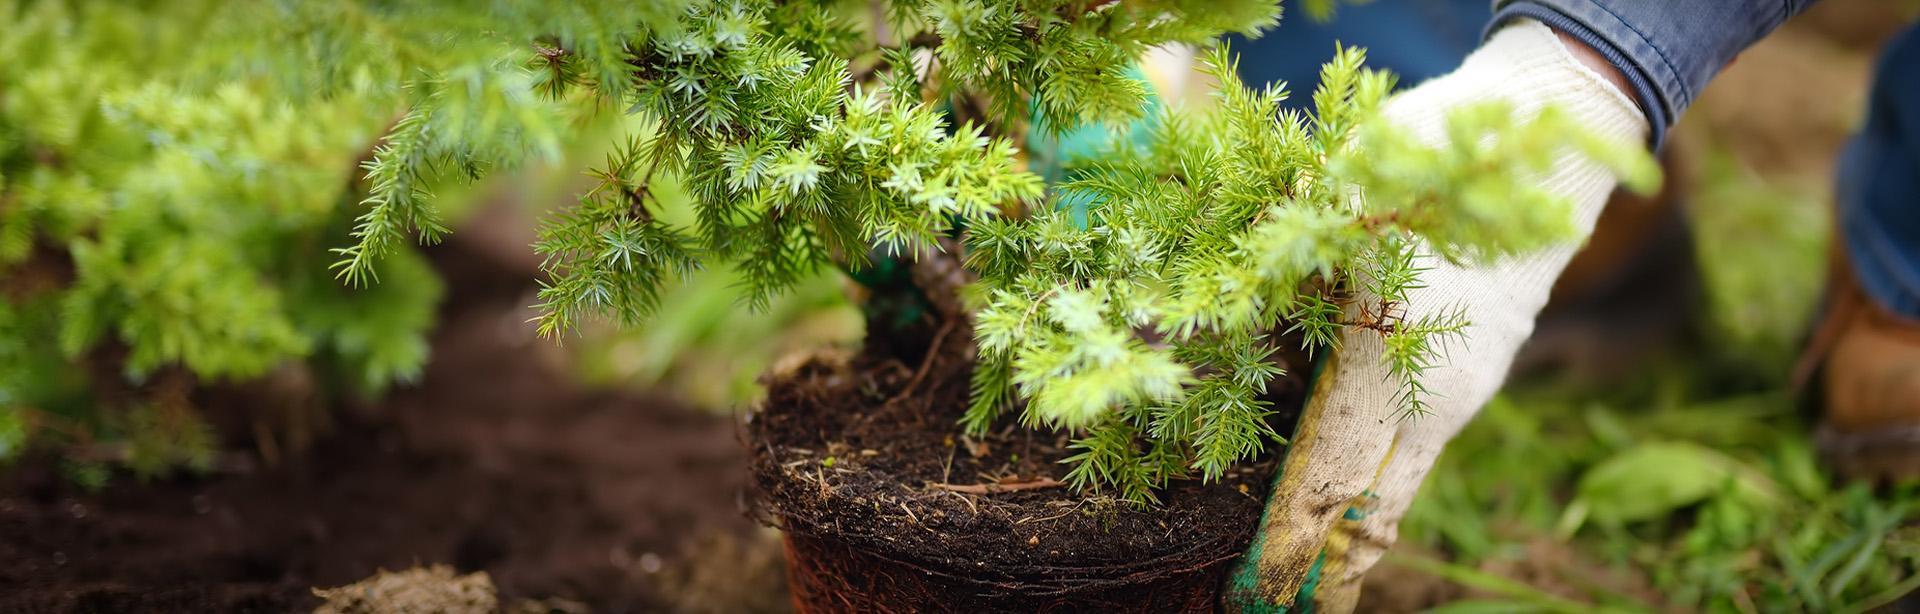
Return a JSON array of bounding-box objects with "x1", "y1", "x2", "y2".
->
[
  {"x1": 889, "y1": 318, "x2": 958, "y2": 405},
  {"x1": 946, "y1": 490, "x2": 979, "y2": 515},
  {"x1": 940, "y1": 444, "x2": 955, "y2": 484},
  {"x1": 1014, "y1": 503, "x2": 1083, "y2": 526},
  {"x1": 929, "y1": 477, "x2": 1065, "y2": 495},
  {"x1": 959, "y1": 434, "x2": 989, "y2": 458}
]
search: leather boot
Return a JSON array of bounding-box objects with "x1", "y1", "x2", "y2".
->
[{"x1": 1797, "y1": 255, "x2": 1920, "y2": 481}]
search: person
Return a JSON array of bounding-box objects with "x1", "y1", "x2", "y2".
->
[{"x1": 1225, "y1": 1, "x2": 1918, "y2": 610}]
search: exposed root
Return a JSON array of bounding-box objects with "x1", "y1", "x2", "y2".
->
[{"x1": 889, "y1": 318, "x2": 958, "y2": 405}]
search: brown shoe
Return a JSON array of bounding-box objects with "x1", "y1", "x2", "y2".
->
[{"x1": 1797, "y1": 260, "x2": 1920, "y2": 481}]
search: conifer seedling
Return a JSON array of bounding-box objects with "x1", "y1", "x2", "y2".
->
[
  {"x1": 1, "y1": 0, "x2": 1654, "y2": 496},
  {"x1": 333, "y1": 0, "x2": 1655, "y2": 504}
]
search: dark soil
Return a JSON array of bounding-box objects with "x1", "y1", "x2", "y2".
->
[
  {"x1": 0, "y1": 235, "x2": 771, "y2": 613},
  {"x1": 749, "y1": 321, "x2": 1305, "y2": 612}
]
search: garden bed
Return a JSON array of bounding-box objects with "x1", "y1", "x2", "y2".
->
[{"x1": 0, "y1": 247, "x2": 772, "y2": 613}]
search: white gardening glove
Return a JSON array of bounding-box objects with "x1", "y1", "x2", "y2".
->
[{"x1": 1227, "y1": 19, "x2": 1650, "y2": 612}]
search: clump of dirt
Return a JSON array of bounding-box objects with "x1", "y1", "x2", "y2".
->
[
  {"x1": 313, "y1": 565, "x2": 499, "y2": 614},
  {"x1": 313, "y1": 565, "x2": 596, "y2": 614},
  {"x1": 748, "y1": 322, "x2": 1305, "y2": 612},
  {"x1": 0, "y1": 236, "x2": 778, "y2": 613},
  {"x1": 655, "y1": 529, "x2": 791, "y2": 614}
]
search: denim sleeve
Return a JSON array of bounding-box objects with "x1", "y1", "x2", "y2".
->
[{"x1": 1489, "y1": 0, "x2": 1819, "y2": 149}]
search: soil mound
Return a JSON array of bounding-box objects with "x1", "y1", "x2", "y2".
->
[
  {"x1": 749, "y1": 323, "x2": 1302, "y2": 612},
  {"x1": 0, "y1": 242, "x2": 766, "y2": 613}
]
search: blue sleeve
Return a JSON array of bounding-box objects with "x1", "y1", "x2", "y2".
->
[{"x1": 1488, "y1": 0, "x2": 1820, "y2": 149}]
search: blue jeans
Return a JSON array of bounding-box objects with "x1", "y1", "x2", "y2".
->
[
  {"x1": 1228, "y1": 0, "x2": 1489, "y2": 116},
  {"x1": 1839, "y1": 27, "x2": 1920, "y2": 318},
  {"x1": 1492, "y1": 0, "x2": 1816, "y2": 151}
]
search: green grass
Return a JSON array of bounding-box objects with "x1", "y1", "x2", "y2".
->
[{"x1": 1400, "y1": 370, "x2": 1920, "y2": 612}]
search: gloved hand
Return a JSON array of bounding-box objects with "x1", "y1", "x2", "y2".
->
[{"x1": 1224, "y1": 19, "x2": 1650, "y2": 612}]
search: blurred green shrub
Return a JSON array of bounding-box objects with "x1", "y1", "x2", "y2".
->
[
  {"x1": 0, "y1": 0, "x2": 637, "y2": 474},
  {"x1": 1687, "y1": 153, "x2": 1829, "y2": 369}
]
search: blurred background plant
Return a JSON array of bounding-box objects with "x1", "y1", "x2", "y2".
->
[{"x1": 0, "y1": 0, "x2": 639, "y2": 476}]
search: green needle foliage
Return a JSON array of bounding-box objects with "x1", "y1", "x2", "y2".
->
[
  {"x1": 328, "y1": 0, "x2": 1654, "y2": 504},
  {"x1": 340, "y1": 0, "x2": 1285, "y2": 337},
  {"x1": 3, "y1": 0, "x2": 1656, "y2": 498}
]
